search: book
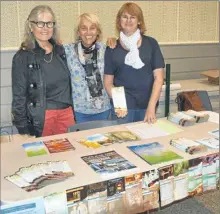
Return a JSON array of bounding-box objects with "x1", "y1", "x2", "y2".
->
[
  {"x1": 195, "y1": 137, "x2": 219, "y2": 149},
  {"x1": 81, "y1": 151, "x2": 137, "y2": 177},
  {"x1": 128, "y1": 142, "x2": 183, "y2": 165},
  {"x1": 167, "y1": 112, "x2": 196, "y2": 126},
  {"x1": 170, "y1": 138, "x2": 207, "y2": 154},
  {"x1": 22, "y1": 141, "x2": 48, "y2": 157},
  {"x1": 43, "y1": 138, "x2": 75, "y2": 153}
]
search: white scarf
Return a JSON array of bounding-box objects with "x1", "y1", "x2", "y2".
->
[{"x1": 120, "y1": 29, "x2": 145, "y2": 69}]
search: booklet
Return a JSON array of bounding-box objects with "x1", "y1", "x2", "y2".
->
[
  {"x1": 195, "y1": 137, "x2": 219, "y2": 149},
  {"x1": 22, "y1": 141, "x2": 48, "y2": 157},
  {"x1": 0, "y1": 197, "x2": 45, "y2": 214},
  {"x1": 128, "y1": 142, "x2": 183, "y2": 165},
  {"x1": 43, "y1": 138, "x2": 75, "y2": 153},
  {"x1": 159, "y1": 165, "x2": 174, "y2": 207},
  {"x1": 81, "y1": 151, "x2": 137, "y2": 177},
  {"x1": 170, "y1": 138, "x2": 207, "y2": 154},
  {"x1": 107, "y1": 177, "x2": 126, "y2": 213},
  {"x1": 173, "y1": 161, "x2": 189, "y2": 201},
  {"x1": 142, "y1": 169, "x2": 159, "y2": 212},
  {"x1": 111, "y1": 86, "x2": 127, "y2": 111}
]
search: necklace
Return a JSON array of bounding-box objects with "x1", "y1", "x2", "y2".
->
[{"x1": 44, "y1": 51, "x2": 53, "y2": 63}]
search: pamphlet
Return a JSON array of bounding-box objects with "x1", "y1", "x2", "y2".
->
[
  {"x1": 81, "y1": 151, "x2": 137, "y2": 177},
  {"x1": 111, "y1": 86, "x2": 127, "y2": 111},
  {"x1": 66, "y1": 185, "x2": 89, "y2": 214},
  {"x1": 173, "y1": 161, "x2": 189, "y2": 201},
  {"x1": 202, "y1": 154, "x2": 218, "y2": 191},
  {"x1": 125, "y1": 173, "x2": 144, "y2": 214},
  {"x1": 43, "y1": 138, "x2": 75, "y2": 153},
  {"x1": 107, "y1": 177, "x2": 126, "y2": 213},
  {"x1": 126, "y1": 120, "x2": 183, "y2": 139},
  {"x1": 188, "y1": 158, "x2": 203, "y2": 196},
  {"x1": 22, "y1": 141, "x2": 48, "y2": 157},
  {"x1": 195, "y1": 137, "x2": 219, "y2": 149},
  {"x1": 44, "y1": 191, "x2": 68, "y2": 214},
  {"x1": 159, "y1": 165, "x2": 174, "y2": 207},
  {"x1": 87, "y1": 182, "x2": 107, "y2": 214},
  {"x1": 0, "y1": 197, "x2": 45, "y2": 214},
  {"x1": 142, "y1": 169, "x2": 159, "y2": 211},
  {"x1": 128, "y1": 142, "x2": 183, "y2": 165},
  {"x1": 170, "y1": 138, "x2": 207, "y2": 154}
]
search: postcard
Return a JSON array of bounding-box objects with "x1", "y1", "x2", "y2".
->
[
  {"x1": 128, "y1": 142, "x2": 183, "y2": 165},
  {"x1": 43, "y1": 138, "x2": 75, "y2": 153},
  {"x1": 22, "y1": 141, "x2": 47, "y2": 157}
]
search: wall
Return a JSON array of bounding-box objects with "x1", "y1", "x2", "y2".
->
[{"x1": 1, "y1": 1, "x2": 219, "y2": 49}]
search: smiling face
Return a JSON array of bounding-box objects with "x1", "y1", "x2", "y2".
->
[
  {"x1": 30, "y1": 11, "x2": 54, "y2": 45},
  {"x1": 78, "y1": 17, "x2": 99, "y2": 47},
  {"x1": 120, "y1": 12, "x2": 139, "y2": 36}
]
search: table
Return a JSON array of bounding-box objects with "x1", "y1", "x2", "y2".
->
[{"x1": 1, "y1": 118, "x2": 218, "y2": 205}]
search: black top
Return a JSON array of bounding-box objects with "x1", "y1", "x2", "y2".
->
[
  {"x1": 104, "y1": 35, "x2": 165, "y2": 109},
  {"x1": 42, "y1": 52, "x2": 72, "y2": 109}
]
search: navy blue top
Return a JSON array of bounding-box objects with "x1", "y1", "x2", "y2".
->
[{"x1": 104, "y1": 35, "x2": 165, "y2": 109}]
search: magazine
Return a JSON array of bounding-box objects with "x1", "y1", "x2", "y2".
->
[
  {"x1": 128, "y1": 142, "x2": 183, "y2": 165},
  {"x1": 81, "y1": 151, "x2": 137, "y2": 177},
  {"x1": 195, "y1": 137, "x2": 219, "y2": 149},
  {"x1": 170, "y1": 138, "x2": 207, "y2": 154}
]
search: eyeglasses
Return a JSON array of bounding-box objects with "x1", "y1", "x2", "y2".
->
[{"x1": 30, "y1": 21, "x2": 55, "y2": 28}]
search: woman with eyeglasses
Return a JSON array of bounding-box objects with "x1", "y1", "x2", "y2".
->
[
  {"x1": 11, "y1": 5, "x2": 75, "y2": 137},
  {"x1": 104, "y1": 2, "x2": 165, "y2": 124}
]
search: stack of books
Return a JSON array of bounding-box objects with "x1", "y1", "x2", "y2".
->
[{"x1": 167, "y1": 112, "x2": 196, "y2": 126}]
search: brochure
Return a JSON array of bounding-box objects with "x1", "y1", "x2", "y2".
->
[
  {"x1": 173, "y1": 161, "x2": 189, "y2": 201},
  {"x1": 43, "y1": 138, "x2": 75, "y2": 153},
  {"x1": 128, "y1": 142, "x2": 183, "y2": 165},
  {"x1": 22, "y1": 141, "x2": 48, "y2": 157},
  {"x1": 5, "y1": 160, "x2": 74, "y2": 192},
  {"x1": 125, "y1": 173, "x2": 144, "y2": 214},
  {"x1": 81, "y1": 151, "x2": 137, "y2": 177},
  {"x1": 126, "y1": 120, "x2": 183, "y2": 139},
  {"x1": 188, "y1": 158, "x2": 203, "y2": 196},
  {"x1": 202, "y1": 154, "x2": 218, "y2": 191},
  {"x1": 79, "y1": 131, "x2": 140, "y2": 149},
  {"x1": 195, "y1": 137, "x2": 219, "y2": 149},
  {"x1": 208, "y1": 129, "x2": 219, "y2": 139},
  {"x1": 0, "y1": 197, "x2": 45, "y2": 214},
  {"x1": 107, "y1": 177, "x2": 126, "y2": 214},
  {"x1": 44, "y1": 191, "x2": 68, "y2": 214},
  {"x1": 170, "y1": 138, "x2": 207, "y2": 154},
  {"x1": 111, "y1": 86, "x2": 127, "y2": 111},
  {"x1": 159, "y1": 165, "x2": 175, "y2": 207},
  {"x1": 66, "y1": 186, "x2": 88, "y2": 214},
  {"x1": 87, "y1": 181, "x2": 107, "y2": 214},
  {"x1": 142, "y1": 169, "x2": 159, "y2": 211}
]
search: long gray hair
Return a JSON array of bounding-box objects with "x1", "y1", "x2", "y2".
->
[{"x1": 21, "y1": 5, "x2": 59, "y2": 50}]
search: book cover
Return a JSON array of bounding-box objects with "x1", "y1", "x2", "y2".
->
[
  {"x1": 81, "y1": 151, "x2": 137, "y2": 176},
  {"x1": 128, "y1": 142, "x2": 183, "y2": 165},
  {"x1": 43, "y1": 138, "x2": 75, "y2": 153}
]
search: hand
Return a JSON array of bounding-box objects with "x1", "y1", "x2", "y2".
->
[
  {"x1": 106, "y1": 37, "x2": 117, "y2": 49},
  {"x1": 144, "y1": 106, "x2": 156, "y2": 124},
  {"x1": 115, "y1": 109, "x2": 128, "y2": 118}
]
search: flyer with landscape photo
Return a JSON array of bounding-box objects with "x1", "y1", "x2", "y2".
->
[
  {"x1": 128, "y1": 142, "x2": 183, "y2": 165},
  {"x1": 81, "y1": 151, "x2": 137, "y2": 177}
]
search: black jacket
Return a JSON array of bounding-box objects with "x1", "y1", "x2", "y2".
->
[{"x1": 11, "y1": 40, "x2": 72, "y2": 137}]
